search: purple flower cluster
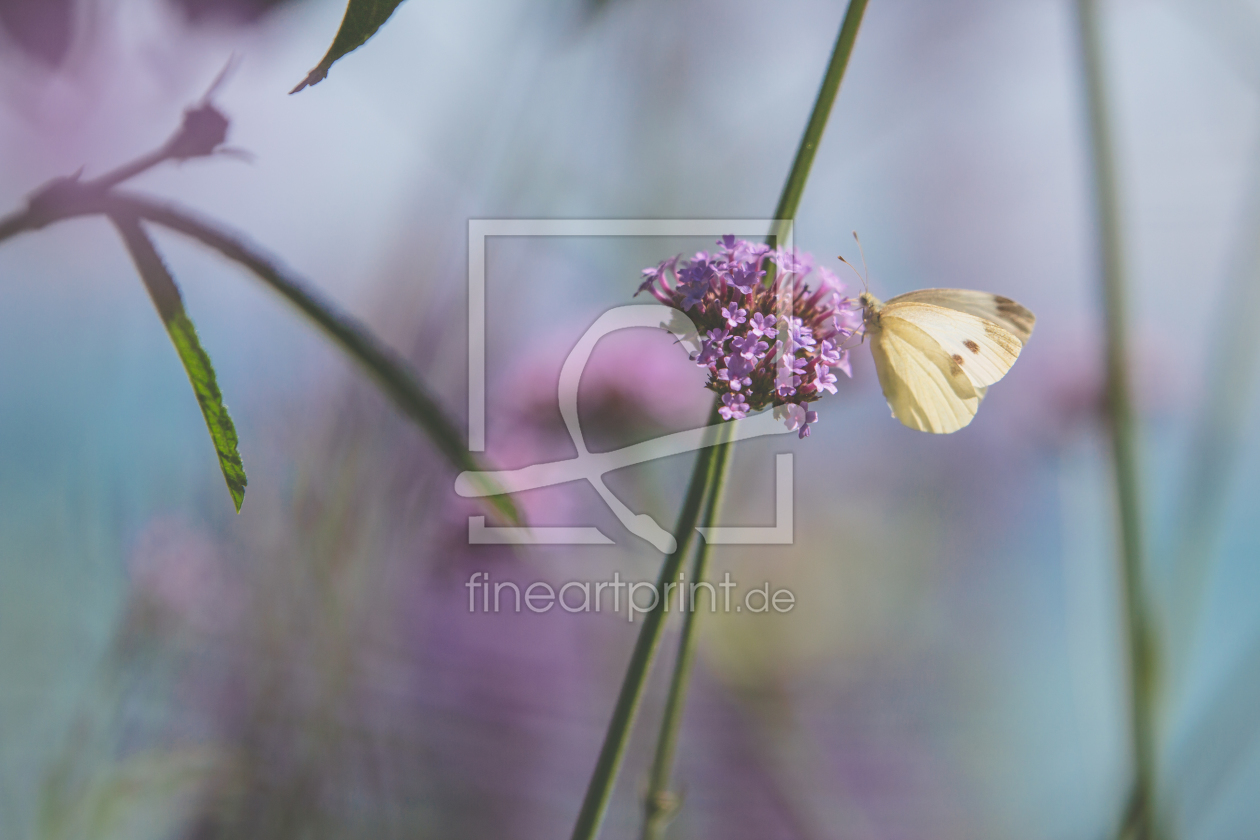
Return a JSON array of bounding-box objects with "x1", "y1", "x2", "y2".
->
[{"x1": 636, "y1": 236, "x2": 862, "y2": 438}]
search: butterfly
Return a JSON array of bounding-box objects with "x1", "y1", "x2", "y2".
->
[{"x1": 857, "y1": 288, "x2": 1036, "y2": 433}]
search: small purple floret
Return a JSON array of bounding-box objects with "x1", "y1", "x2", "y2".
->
[
  {"x1": 719, "y1": 392, "x2": 750, "y2": 420},
  {"x1": 720, "y1": 304, "x2": 747, "y2": 328},
  {"x1": 750, "y1": 312, "x2": 777, "y2": 339}
]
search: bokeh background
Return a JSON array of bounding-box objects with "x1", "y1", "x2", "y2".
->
[{"x1": 2, "y1": 0, "x2": 1260, "y2": 838}]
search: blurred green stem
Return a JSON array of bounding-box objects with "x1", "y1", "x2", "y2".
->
[
  {"x1": 640, "y1": 423, "x2": 733, "y2": 840},
  {"x1": 567, "y1": 411, "x2": 719, "y2": 840},
  {"x1": 770, "y1": 0, "x2": 869, "y2": 243},
  {"x1": 1075, "y1": 1, "x2": 1162, "y2": 838}
]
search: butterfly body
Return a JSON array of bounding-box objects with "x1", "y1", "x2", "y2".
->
[{"x1": 859, "y1": 288, "x2": 1035, "y2": 434}]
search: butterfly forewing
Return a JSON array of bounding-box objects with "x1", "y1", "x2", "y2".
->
[
  {"x1": 885, "y1": 288, "x2": 1035, "y2": 343},
  {"x1": 878, "y1": 301, "x2": 1023, "y2": 389}
]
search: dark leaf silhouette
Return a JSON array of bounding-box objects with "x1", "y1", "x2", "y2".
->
[
  {"x1": 168, "y1": 0, "x2": 298, "y2": 24},
  {"x1": 290, "y1": 0, "x2": 406, "y2": 93},
  {"x1": 0, "y1": 0, "x2": 73, "y2": 67}
]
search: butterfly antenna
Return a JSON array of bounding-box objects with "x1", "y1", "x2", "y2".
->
[
  {"x1": 837, "y1": 254, "x2": 866, "y2": 288},
  {"x1": 836, "y1": 330, "x2": 864, "y2": 351},
  {"x1": 852, "y1": 231, "x2": 871, "y2": 293}
]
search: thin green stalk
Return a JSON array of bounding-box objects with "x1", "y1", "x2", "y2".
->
[
  {"x1": 769, "y1": 0, "x2": 869, "y2": 243},
  {"x1": 569, "y1": 4, "x2": 870, "y2": 838},
  {"x1": 640, "y1": 425, "x2": 733, "y2": 840},
  {"x1": 1075, "y1": 2, "x2": 1161, "y2": 838},
  {"x1": 568, "y1": 410, "x2": 720, "y2": 840}
]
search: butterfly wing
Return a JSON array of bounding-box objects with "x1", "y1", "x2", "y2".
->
[
  {"x1": 868, "y1": 316, "x2": 982, "y2": 434},
  {"x1": 878, "y1": 300, "x2": 1024, "y2": 389},
  {"x1": 885, "y1": 288, "x2": 1035, "y2": 343}
]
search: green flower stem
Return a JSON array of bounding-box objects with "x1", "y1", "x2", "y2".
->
[
  {"x1": 643, "y1": 2, "x2": 870, "y2": 834},
  {"x1": 570, "y1": 4, "x2": 869, "y2": 838},
  {"x1": 1075, "y1": 2, "x2": 1161, "y2": 838},
  {"x1": 568, "y1": 409, "x2": 720, "y2": 840},
  {"x1": 769, "y1": 0, "x2": 869, "y2": 243},
  {"x1": 640, "y1": 423, "x2": 733, "y2": 840}
]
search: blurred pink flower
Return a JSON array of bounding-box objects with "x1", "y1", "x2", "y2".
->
[{"x1": 127, "y1": 517, "x2": 240, "y2": 635}]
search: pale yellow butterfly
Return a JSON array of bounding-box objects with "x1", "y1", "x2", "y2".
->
[{"x1": 857, "y1": 288, "x2": 1035, "y2": 433}]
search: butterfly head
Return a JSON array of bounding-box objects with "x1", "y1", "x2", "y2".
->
[{"x1": 859, "y1": 291, "x2": 882, "y2": 323}]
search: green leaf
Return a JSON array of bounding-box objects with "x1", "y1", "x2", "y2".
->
[
  {"x1": 291, "y1": 0, "x2": 408, "y2": 94},
  {"x1": 165, "y1": 311, "x2": 248, "y2": 511},
  {"x1": 110, "y1": 213, "x2": 247, "y2": 512},
  {"x1": 120, "y1": 194, "x2": 522, "y2": 526}
]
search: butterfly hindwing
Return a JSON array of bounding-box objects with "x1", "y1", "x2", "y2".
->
[{"x1": 868, "y1": 315, "x2": 982, "y2": 434}]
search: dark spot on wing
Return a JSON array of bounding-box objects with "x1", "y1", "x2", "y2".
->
[
  {"x1": 952, "y1": 354, "x2": 964, "y2": 366},
  {"x1": 963, "y1": 340, "x2": 980, "y2": 354},
  {"x1": 994, "y1": 295, "x2": 1036, "y2": 336}
]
